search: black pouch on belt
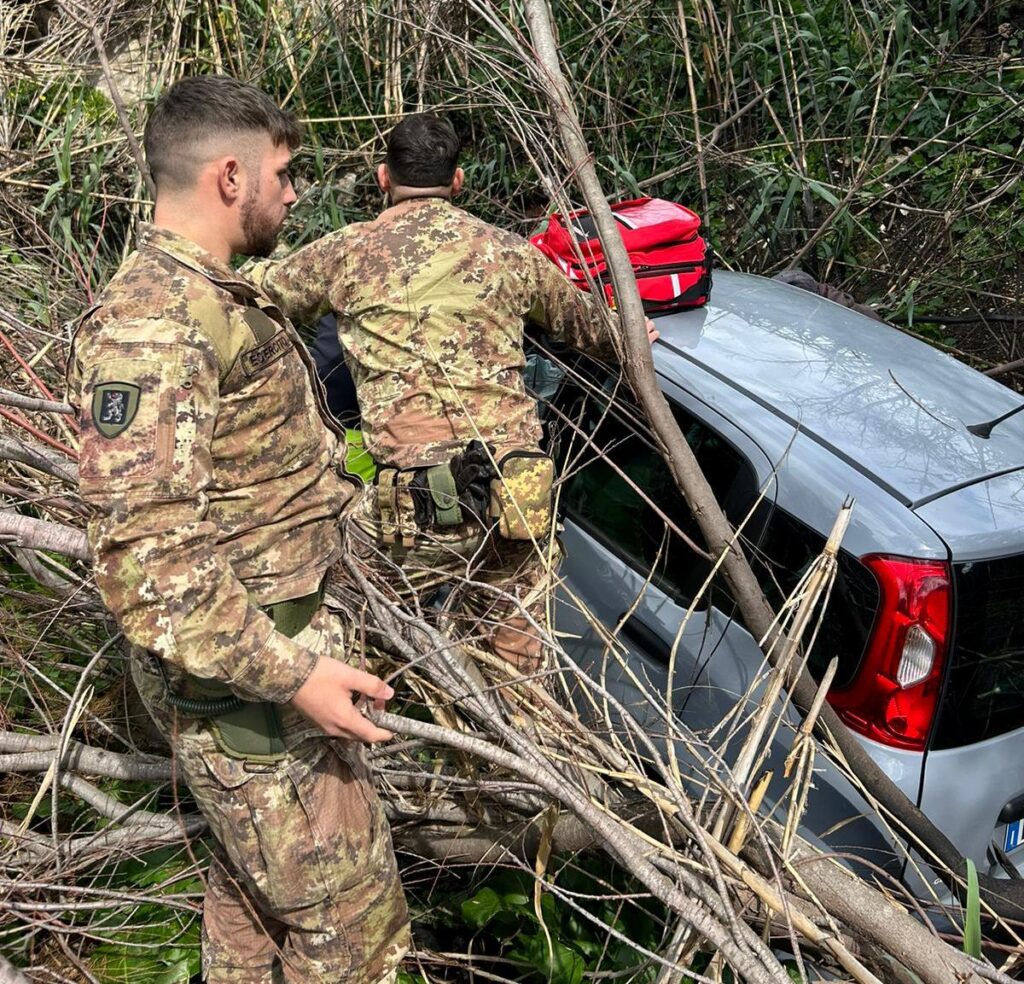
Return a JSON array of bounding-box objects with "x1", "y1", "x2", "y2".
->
[{"x1": 409, "y1": 440, "x2": 498, "y2": 530}]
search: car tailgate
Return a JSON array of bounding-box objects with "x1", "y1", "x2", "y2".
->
[{"x1": 915, "y1": 471, "x2": 1024, "y2": 872}]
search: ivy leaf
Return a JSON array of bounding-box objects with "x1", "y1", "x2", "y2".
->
[
  {"x1": 523, "y1": 934, "x2": 585, "y2": 984},
  {"x1": 460, "y1": 887, "x2": 503, "y2": 929},
  {"x1": 90, "y1": 946, "x2": 196, "y2": 984},
  {"x1": 501, "y1": 891, "x2": 530, "y2": 909}
]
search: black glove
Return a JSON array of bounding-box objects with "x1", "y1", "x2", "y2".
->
[
  {"x1": 409, "y1": 469, "x2": 434, "y2": 528},
  {"x1": 409, "y1": 441, "x2": 497, "y2": 529},
  {"x1": 449, "y1": 439, "x2": 497, "y2": 522}
]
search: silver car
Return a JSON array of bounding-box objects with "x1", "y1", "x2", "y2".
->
[{"x1": 546, "y1": 270, "x2": 1024, "y2": 896}]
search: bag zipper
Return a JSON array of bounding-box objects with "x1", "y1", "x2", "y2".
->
[
  {"x1": 633, "y1": 260, "x2": 707, "y2": 275},
  {"x1": 592, "y1": 260, "x2": 707, "y2": 284},
  {"x1": 496, "y1": 448, "x2": 550, "y2": 468}
]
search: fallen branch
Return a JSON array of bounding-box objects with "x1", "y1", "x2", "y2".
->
[
  {"x1": 0, "y1": 388, "x2": 75, "y2": 415},
  {"x1": 753, "y1": 827, "x2": 1005, "y2": 984},
  {"x1": 0, "y1": 511, "x2": 90, "y2": 561},
  {"x1": 0, "y1": 436, "x2": 78, "y2": 484},
  {"x1": 0, "y1": 735, "x2": 170, "y2": 783},
  {"x1": 376, "y1": 709, "x2": 826, "y2": 984},
  {"x1": 0, "y1": 816, "x2": 206, "y2": 866}
]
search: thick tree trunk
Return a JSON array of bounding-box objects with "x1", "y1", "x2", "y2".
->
[{"x1": 748, "y1": 826, "x2": 993, "y2": 984}]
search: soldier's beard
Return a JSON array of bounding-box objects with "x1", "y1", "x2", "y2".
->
[{"x1": 240, "y1": 183, "x2": 282, "y2": 258}]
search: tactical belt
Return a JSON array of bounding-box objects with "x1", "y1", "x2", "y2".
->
[
  {"x1": 374, "y1": 446, "x2": 555, "y2": 546},
  {"x1": 161, "y1": 584, "x2": 323, "y2": 763}
]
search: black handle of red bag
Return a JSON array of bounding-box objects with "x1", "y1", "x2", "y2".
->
[{"x1": 641, "y1": 271, "x2": 713, "y2": 311}]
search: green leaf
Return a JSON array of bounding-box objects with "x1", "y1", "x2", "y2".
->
[
  {"x1": 964, "y1": 858, "x2": 981, "y2": 958},
  {"x1": 90, "y1": 946, "x2": 196, "y2": 984},
  {"x1": 460, "y1": 887, "x2": 503, "y2": 929},
  {"x1": 397, "y1": 972, "x2": 428, "y2": 984},
  {"x1": 773, "y1": 175, "x2": 802, "y2": 234},
  {"x1": 522, "y1": 933, "x2": 584, "y2": 984},
  {"x1": 804, "y1": 178, "x2": 841, "y2": 209}
]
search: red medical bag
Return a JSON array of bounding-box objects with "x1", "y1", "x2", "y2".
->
[{"x1": 530, "y1": 197, "x2": 712, "y2": 313}]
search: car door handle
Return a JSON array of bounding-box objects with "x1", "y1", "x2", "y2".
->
[
  {"x1": 998, "y1": 793, "x2": 1024, "y2": 825},
  {"x1": 617, "y1": 613, "x2": 673, "y2": 663}
]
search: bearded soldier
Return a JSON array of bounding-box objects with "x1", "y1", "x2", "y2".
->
[
  {"x1": 67, "y1": 76, "x2": 408, "y2": 983},
  {"x1": 252, "y1": 113, "x2": 657, "y2": 673}
]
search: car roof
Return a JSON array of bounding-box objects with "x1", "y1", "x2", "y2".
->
[{"x1": 653, "y1": 271, "x2": 1024, "y2": 507}]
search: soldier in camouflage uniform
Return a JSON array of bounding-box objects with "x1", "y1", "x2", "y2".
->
[
  {"x1": 66, "y1": 76, "x2": 408, "y2": 983},
  {"x1": 253, "y1": 114, "x2": 656, "y2": 672}
]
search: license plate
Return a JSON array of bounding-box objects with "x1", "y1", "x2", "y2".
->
[{"x1": 1004, "y1": 819, "x2": 1024, "y2": 853}]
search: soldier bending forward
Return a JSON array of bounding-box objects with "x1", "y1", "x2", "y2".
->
[{"x1": 254, "y1": 114, "x2": 655, "y2": 673}]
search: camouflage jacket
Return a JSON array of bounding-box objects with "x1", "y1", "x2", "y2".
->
[
  {"x1": 67, "y1": 224, "x2": 352, "y2": 703},
  {"x1": 252, "y1": 197, "x2": 616, "y2": 468}
]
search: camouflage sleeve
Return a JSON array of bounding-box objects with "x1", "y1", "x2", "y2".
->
[
  {"x1": 524, "y1": 245, "x2": 618, "y2": 362},
  {"x1": 247, "y1": 231, "x2": 348, "y2": 326},
  {"x1": 74, "y1": 319, "x2": 319, "y2": 703}
]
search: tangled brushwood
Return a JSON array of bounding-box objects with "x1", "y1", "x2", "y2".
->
[{"x1": 2, "y1": 1, "x2": 1024, "y2": 982}]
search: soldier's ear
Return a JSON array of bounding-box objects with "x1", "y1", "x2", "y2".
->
[
  {"x1": 451, "y1": 167, "x2": 464, "y2": 197},
  {"x1": 376, "y1": 163, "x2": 391, "y2": 194},
  {"x1": 217, "y1": 156, "x2": 243, "y2": 204}
]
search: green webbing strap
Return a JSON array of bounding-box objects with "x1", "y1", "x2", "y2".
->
[
  {"x1": 425, "y1": 463, "x2": 463, "y2": 526},
  {"x1": 344, "y1": 427, "x2": 376, "y2": 482},
  {"x1": 165, "y1": 586, "x2": 322, "y2": 763}
]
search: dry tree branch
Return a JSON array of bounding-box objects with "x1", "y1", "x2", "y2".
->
[
  {"x1": 0, "y1": 436, "x2": 79, "y2": 487},
  {"x1": 0, "y1": 511, "x2": 90, "y2": 561},
  {"x1": 54, "y1": 2, "x2": 156, "y2": 201},
  {"x1": 0, "y1": 390, "x2": 75, "y2": 415}
]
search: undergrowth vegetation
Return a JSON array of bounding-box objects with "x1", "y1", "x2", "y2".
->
[{"x1": 1, "y1": 1, "x2": 1023, "y2": 981}]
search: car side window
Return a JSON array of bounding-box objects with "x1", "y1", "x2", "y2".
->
[{"x1": 552, "y1": 365, "x2": 758, "y2": 607}]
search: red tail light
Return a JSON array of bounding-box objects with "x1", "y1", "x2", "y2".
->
[{"x1": 828, "y1": 556, "x2": 950, "y2": 751}]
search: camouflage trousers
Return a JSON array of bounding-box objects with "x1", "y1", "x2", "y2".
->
[
  {"x1": 131, "y1": 608, "x2": 410, "y2": 983},
  {"x1": 348, "y1": 494, "x2": 559, "y2": 675}
]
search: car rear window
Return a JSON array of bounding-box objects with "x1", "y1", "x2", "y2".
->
[
  {"x1": 544, "y1": 352, "x2": 878, "y2": 683},
  {"x1": 932, "y1": 555, "x2": 1024, "y2": 749}
]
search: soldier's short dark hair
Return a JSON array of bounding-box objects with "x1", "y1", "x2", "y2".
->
[
  {"x1": 385, "y1": 113, "x2": 460, "y2": 188},
  {"x1": 144, "y1": 75, "x2": 301, "y2": 192}
]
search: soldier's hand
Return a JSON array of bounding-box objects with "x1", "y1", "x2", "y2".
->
[
  {"x1": 289, "y1": 657, "x2": 395, "y2": 743},
  {"x1": 645, "y1": 318, "x2": 660, "y2": 344}
]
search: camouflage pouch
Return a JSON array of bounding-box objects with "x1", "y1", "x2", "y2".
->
[
  {"x1": 489, "y1": 450, "x2": 555, "y2": 541},
  {"x1": 375, "y1": 467, "x2": 418, "y2": 547}
]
